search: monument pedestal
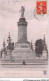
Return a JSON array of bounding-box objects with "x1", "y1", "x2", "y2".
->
[{"x1": 12, "y1": 43, "x2": 36, "y2": 62}]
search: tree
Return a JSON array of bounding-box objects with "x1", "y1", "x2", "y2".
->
[{"x1": 35, "y1": 39, "x2": 44, "y2": 57}]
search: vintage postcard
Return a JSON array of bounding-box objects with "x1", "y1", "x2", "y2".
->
[{"x1": 0, "y1": 0, "x2": 48, "y2": 78}]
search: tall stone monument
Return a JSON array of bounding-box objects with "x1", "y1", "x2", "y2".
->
[{"x1": 12, "y1": 6, "x2": 35, "y2": 63}]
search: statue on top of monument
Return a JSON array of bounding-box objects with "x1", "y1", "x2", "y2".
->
[{"x1": 19, "y1": 6, "x2": 25, "y2": 18}]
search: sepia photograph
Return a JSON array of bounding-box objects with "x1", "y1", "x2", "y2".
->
[{"x1": 0, "y1": 0, "x2": 48, "y2": 78}]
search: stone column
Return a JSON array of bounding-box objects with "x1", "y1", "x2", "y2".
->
[{"x1": 17, "y1": 18, "x2": 27, "y2": 43}]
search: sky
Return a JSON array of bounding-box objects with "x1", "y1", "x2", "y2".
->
[{"x1": 0, "y1": 0, "x2": 48, "y2": 50}]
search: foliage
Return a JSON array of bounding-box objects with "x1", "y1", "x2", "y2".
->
[{"x1": 35, "y1": 39, "x2": 44, "y2": 57}]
